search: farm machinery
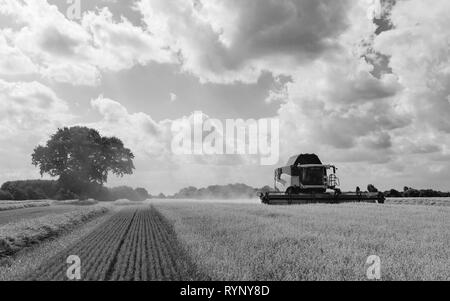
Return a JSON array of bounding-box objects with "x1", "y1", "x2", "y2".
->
[{"x1": 259, "y1": 154, "x2": 385, "y2": 205}]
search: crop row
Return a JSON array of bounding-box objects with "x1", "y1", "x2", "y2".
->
[{"x1": 24, "y1": 207, "x2": 201, "y2": 281}]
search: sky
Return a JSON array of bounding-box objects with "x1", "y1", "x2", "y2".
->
[{"x1": 0, "y1": 0, "x2": 449, "y2": 194}]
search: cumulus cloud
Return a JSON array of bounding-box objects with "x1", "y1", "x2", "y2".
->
[
  {"x1": 0, "y1": 0, "x2": 174, "y2": 86},
  {"x1": 137, "y1": 0, "x2": 354, "y2": 83},
  {"x1": 374, "y1": 0, "x2": 450, "y2": 133},
  {"x1": 89, "y1": 96, "x2": 170, "y2": 158},
  {"x1": 0, "y1": 34, "x2": 37, "y2": 76},
  {"x1": 87, "y1": 98, "x2": 259, "y2": 168},
  {"x1": 278, "y1": 56, "x2": 409, "y2": 156},
  {"x1": 82, "y1": 8, "x2": 174, "y2": 71},
  {"x1": 0, "y1": 79, "x2": 72, "y2": 182},
  {"x1": 0, "y1": 79, "x2": 70, "y2": 136}
]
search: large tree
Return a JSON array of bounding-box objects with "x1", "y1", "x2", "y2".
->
[{"x1": 32, "y1": 126, "x2": 135, "y2": 196}]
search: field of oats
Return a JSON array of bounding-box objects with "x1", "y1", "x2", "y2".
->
[{"x1": 154, "y1": 201, "x2": 450, "y2": 281}]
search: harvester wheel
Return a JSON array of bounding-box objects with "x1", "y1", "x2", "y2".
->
[
  {"x1": 377, "y1": 192, "x2": 385, "y2": 204},
  {"x1": 286, "y1": 187, "x2": 295, "y2": 195},
  {"x1": 285, "y1": 187, "x2": 295, "y2": 205},
  {"x1": 259, "y1": 192, "x2": 270, "y2": 204}
]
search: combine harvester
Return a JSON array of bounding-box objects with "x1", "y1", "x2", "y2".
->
[{"x1": 259, "y1": 154, "x2": 385, "y2": 205}]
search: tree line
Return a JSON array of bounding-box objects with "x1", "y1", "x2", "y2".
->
[
  {"x1": 382, "y1": 187, "x2": 450, "y2": 198},
  {"x1": 0, "y1": 180, "x2": 150, "y2": 202},
  {"x1": 170, "y1": 183, "x2": 260, "y2": 199}
]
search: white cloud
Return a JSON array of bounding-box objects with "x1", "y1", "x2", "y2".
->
[
  {"x1": 89, "y1": 96, "x2": 169, "y2": 158},
  {"x1": 0, "y1": 79, "x2": 73, "y2": 182},
  {"x1": 374, "y1": 0, "x2": 450, "y2": 133},
  {"x1": 0, "y1": 33, "x2": 37, "y2": 76},
  {"x1": 277, "y1": 58, "x2": 409, "y2": 164},
  {"x1": 88, "y1": 98, "x2": 254, "y2": 166},
  {"x1": 0, "y1": 0, "x2": 174, "y2": 86},
  {"x1": 82, "y1": 8, "x2": 174, "y2": 72},
  {"x1": 0, "y1": 79, "x2": 70, "y2": 136},
  {"x1": 137, "y1": 0, "x2": 354, "y2": 84}
]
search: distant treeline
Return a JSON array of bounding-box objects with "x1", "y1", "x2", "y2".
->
[
  {"x1": 382, "y1": 187, "x2": 450, "y2": 198},
  {"x1": 362, "y1": 184, "x2": 450, "y2": 197},
  {"x1": 168, "y1": 184, "x2": 271, "y2": 199},
  {"x1": 0, "y1": 180, "x2": 150, "y2": 202}
]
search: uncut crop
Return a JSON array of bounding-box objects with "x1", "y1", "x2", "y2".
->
[
  {"x1": 25, "y1": 207, "x2": 203, "y2": 281},
  {"x1": 386, "y1": 197, "x2": 450, "y2": 207},
  {"x1": 155, "y1": 202, "x2": 450, "y2": 281}
]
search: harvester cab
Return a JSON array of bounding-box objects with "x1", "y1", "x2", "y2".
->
[
  {"x1": 260, "y1": 154, "x2": 385, "y2": 205},
  {"x1": 274, "y1": 154, "x2": 340, "y2": 194}
]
